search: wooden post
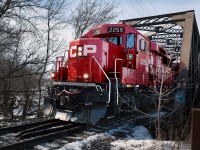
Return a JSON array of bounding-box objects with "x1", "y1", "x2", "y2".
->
[{"x1": 191, "y1": 109, "x2": 200, "y2": 150}]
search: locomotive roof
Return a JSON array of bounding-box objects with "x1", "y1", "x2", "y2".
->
[
  {"x1": 82, "y1": 23, "x2": 171, "y2": 59},
  {"x1": 82, "y1": 23, "x2": 143, "y2": 38}
]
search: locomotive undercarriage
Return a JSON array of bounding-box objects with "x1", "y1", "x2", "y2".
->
[
  {"x1": 43, "y1": 81, "x2": 145, "y2": 123},
  {"x1": 43, "y1": 78, "x2": 166, "y2": 124},
  {"x1": 43, "y1": 82, "x2": 109, "y2": 124},
  {"x1": 117, "y1": 87, "x2": 139, "y2": 113}
]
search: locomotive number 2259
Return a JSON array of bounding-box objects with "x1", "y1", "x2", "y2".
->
[{"x1": 108, "y1": 27, "x2": 124, "y2": 33}]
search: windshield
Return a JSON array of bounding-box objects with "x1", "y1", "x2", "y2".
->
[
  {"x1": 126, "y1": 33, "x2": 135, "y2": 48},
  {"x1": 108, "y1": 36, "x2": 123, "y2": 45}
]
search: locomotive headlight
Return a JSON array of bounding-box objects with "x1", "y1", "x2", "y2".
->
[
  {"x1": 78, "y1": 51, "x2": 82, "y2": 56},
  {"x1": 77, "y1": 46, "x2": 83, "y2": 51},
  {"x1": 83, "y1": 73, "x2": 90, "y2": 79},
  {"x1": 50, "y1": 72, "x2": 56, "y2": 78}
]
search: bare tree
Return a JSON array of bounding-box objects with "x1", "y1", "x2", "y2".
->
[
  {"x1": 0, "y1": 0, "x2": 72, "y2": 120},
  {"x1": 144, "y1": 61, "x2": 195, "y2": 141},
  {"x1": 69, "y1": 0, "x2": 118, "y2": 39},
  {"x1": 0, "y1": 0, "x2": 47, "y2": 120},
  {"x1": 36, "y1": 0, "x2": 70, "y2": 117},
  {"x1": 0, "y1": 0, "x2": 41, "y2": 19},
  {"x1": 0, "y1": 0, "x2": 117, "y2": 120}
]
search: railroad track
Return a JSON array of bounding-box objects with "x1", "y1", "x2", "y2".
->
[
  {"x1": 92, "y1": 111, "x2": 156, "y2": 134},
  {"x1": 0, "y1": 119, "x2": 86, "y2": 150},
  {"x1": 0, "y1": 112, "x2": 154, "y2": 149},
  {"x1": 98, "y1": 111, "x2": 150, "y2": 125}
]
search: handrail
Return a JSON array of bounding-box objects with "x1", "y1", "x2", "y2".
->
[
  {"x1": 92, "y1": 56, "x2": 111, "y2": 103},
  {"x1": 56, "y1": 89, "x2": 83, "y2": 95},
  {"x1": 96, "y1": 85, "x2": 103, "y2": 93},
  {"x1": 115, "y1": 58, "x2": 123, "y2": 105}
]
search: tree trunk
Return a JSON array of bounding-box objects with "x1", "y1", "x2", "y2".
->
[
  {"x1": 37, "y1": 9, "x2": 51, "y2": 118},
  {"x1": 157, "y1": 75, "x2": 164, "y2": 140}
]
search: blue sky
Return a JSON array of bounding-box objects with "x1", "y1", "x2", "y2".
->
[
  {"x1": 116, "y1": 0, "x2": 200, "y2": 28},
  {"x1": 64, "y1": 0, "x2": 200, "y2": 43}
]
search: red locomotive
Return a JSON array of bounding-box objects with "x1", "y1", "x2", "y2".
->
[{"x1": 43, "y1": 23, "x2": 178, "y2": 123}]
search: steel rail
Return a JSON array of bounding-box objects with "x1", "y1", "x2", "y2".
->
[
  {"x1": 16, "y1": 120, "x2": 69, "y2": 138},
  {"x1": 0, "y1": 124, "x2": 85, "y2": 150},
  {"x1": 0, "y1": 119, "x2": 59, "y2": 135},
  {"x1": 17, "y1": 123, "x2": 80, "y2": 139}
]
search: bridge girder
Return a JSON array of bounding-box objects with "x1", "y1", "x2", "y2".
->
[{"x1": 120, "y1": 10, "x2": 200, "y2": 107}]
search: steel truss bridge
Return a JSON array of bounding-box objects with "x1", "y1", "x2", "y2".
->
[{"x1": 120, "y1": 10, "x2": 200, "y2": 107}]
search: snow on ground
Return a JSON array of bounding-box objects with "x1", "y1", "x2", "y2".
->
[
  {"x1": 35, "y1": 123, "x2": 190, "y2": 150},
  {"x1": 58, "y1": 133, "x2": 113, "y2": 150},
  {"x1": 110, "y1": 125, "x2": 190, "y2": 150},
  {"x1": 0, "y1": 113, "x2": 191, "y2": 150},
  {"x1": 149, "y1": 111, "x2": 167, "y2": 118}
]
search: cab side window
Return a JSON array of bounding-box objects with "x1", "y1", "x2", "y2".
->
[
  {"x1": 126, "y1": 33, "x2": 135, "y2": 48},
  {"x1": 139, "y1": 39, "x2": 146, "y2": 51}
]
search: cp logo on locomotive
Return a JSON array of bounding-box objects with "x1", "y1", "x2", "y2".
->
[{"x1": 70, "y1": 45, "x2": 97, "y2": 57}]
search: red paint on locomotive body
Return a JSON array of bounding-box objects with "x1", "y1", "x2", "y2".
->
[
  {"x1": 52, "y1": 23, "x2": 177, "y2": 86},
  {"x1": 46, "y1": 23, "x2": 179, "y2": 124},
  {"x1": 67, "y1": 38, "x2": 109, "y2": 83}
]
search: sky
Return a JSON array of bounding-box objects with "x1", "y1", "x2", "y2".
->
[
  {"x1": 63, "y1": 0, "x2": 200, "y2": 46},
  {"x1": 117, "y1": 0, "x2": 200, "y2": 28}
]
